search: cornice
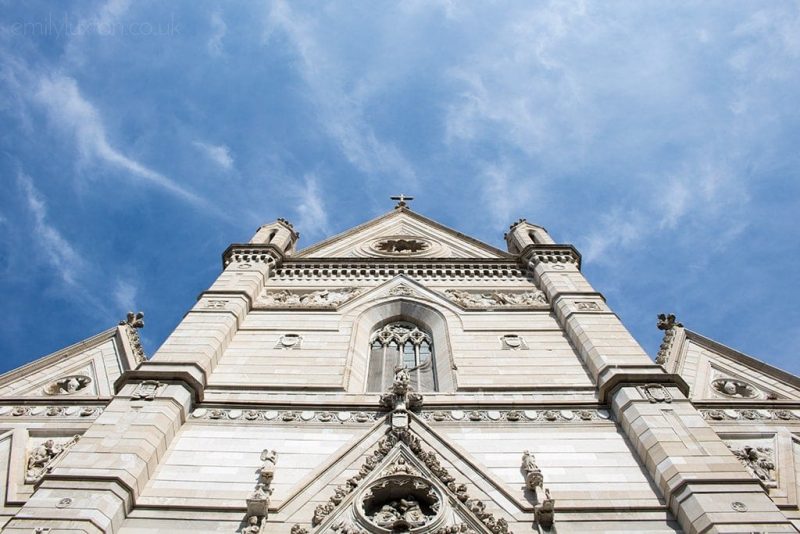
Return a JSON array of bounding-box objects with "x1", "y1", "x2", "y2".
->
[{"x1": 520, "y1": 244, "x2": 582, "y2": 269}]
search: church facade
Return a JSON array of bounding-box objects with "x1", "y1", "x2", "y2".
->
[{"x1": 1, "y1": 202, "x2": 799, "y2": 533}]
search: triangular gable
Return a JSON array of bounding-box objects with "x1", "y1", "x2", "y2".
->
[
  {"x1": 337, "y1": 275, "x2": 464, "y2": 314},
  {"x1": 0, "y1": 325, "x2": 140, "y2": 400},
  {"x1": 665, "y1": 328, "x2": 800, "y2": 401},
  {"x1": 281, "y1": 416, "x2": 526, "y2": 532},
  {"x1": 294, "y1": 208, "x2": 510, "y2": 260}
]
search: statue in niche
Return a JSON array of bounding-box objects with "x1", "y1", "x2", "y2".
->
[
  {"x1": 42, "y1": 375, "x2": 91, "y2": 395},
  {"x1": 26, "y1": 435, "x2": 81, "y2": 482},
  {"x1": 258, "y1": 449, "x2": 278, "y2": 483}
]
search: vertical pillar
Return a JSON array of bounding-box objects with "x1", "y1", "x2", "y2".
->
[
  {"x1": 521, "y1": 244, "x2": 796, "y2": 533},
  {"x1": 5, "y1": 238, "x2": 288, "y2": 533}
]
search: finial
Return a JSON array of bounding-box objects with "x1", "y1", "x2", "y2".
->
[
  {"x1": 120, "y1": 311, "x2": 144, "y2": 329},
  {"x1": 390, "y1": 194, "x2": 414, "y2": 209},
  {"x1": 657, "y1": 313, "x2": 682, "y2": 331}
]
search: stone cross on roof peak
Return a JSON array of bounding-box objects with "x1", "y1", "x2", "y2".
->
[{"x1": 390, "y1": 194, "x2": 414, "y2": 209}]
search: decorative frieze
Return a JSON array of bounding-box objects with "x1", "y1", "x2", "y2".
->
[
  {"x1": 420, "y1": 408, "x2": 611, "y2": 423},
  {"x1": 258, "y1": 288, "x2": 361, "y2": 308},
  {"x1": 190, "y1": 408, "x2": 380, "y2": 424},
  {"x1": 443, "y1": 289, "x2": 548, "y2": 309},
  {"x1": 223, "y1": 246, "x2": 279, "y2": 267},
  {"x1": 0, "y1": 405, "x2": 103, "y2": 418},
  {"x1": 526, "y1": 247, "x2": 579, "y2": 265},
  {"x1": 701, "y1": 408, "x2": 800, "y2": 421},
  {"x1": 271, "y1": 261, "x2": 529, "y2": 283}
]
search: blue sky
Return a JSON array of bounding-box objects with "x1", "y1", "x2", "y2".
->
[{"x1": 1, "y1": 1, "x2": 799, "y2": 375}]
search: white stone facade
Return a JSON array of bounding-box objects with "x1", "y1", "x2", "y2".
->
[{"x1": 0, "y1": 207, "x2": 799, "y2": 533}]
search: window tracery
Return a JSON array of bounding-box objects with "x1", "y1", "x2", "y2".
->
[{"x1": 368, "y1": 322, "x2": 436, "y2": 392}]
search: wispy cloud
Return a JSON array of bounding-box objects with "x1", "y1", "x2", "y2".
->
[
  {"x1": 17, "y1": 172, "x2": 85, "y2": 285},
  {"x1": 112, "y1": 278, "x2": 138, "y2": 311},
  {"x1": 481, "y1": 162, "x2": 534, "y2": 230},
  {"x1": 33, "y1": 74, "x2": 207, "y2": 207},
  {"x1": 265, "y1": 0, "x2": 417, "y2": 185},
  {"x1": 292, "y1": 174, "x2": 329, "y2": 239},
  {"x1": 207, "y1": 11, "x2": 227, "y2": 57},
  {"x1": 192, "y1": 140, "x2": 234, "y2": 170}
]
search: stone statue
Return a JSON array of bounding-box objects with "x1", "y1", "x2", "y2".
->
[
  {"x1": 379, "y1": 366, "x2": 423, "y2": 411},
  {"x1": 240, "y1": 515, "x2": 262, "y2": 534},
  {"x1": 26, "y1": 435, "x2": 81, "y2": 482},
  {"x1": 258, "y1": 449, "x2": 278, "y2": 483},
  {"x1": 522, "y1": 450, "x2": 543, "y2": 490}
]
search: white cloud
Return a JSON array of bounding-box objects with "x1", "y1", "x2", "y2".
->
[
  {"x1": 33, "y1": 74, "x2": 207, "y2": 207},
  {"x1": 112, "y1": 279, "x2": 138, "y2": 311},
  {"x1": 208, "y1": 11, "x2": 227, "y2": 57},
  {"x1": 292, "y1": 175, "x2": 329, "y2": 238},
  {"x1": 17, "y1": 172, "x2": 85, "y2": 285},
  {"x1": 481, "y1": 163, "x2": 534, "y2": 230},
  {"x1": 192, "y1": 140, "x2": 234, "y2": 170},
  {"x1": 265, "y1": 0, "x2": 417, "y2": 184}
]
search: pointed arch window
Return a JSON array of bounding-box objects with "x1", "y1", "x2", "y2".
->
[{"x1": 367, "y1": 322, "x2": 436, "y2": 392}]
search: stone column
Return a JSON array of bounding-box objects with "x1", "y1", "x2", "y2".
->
[{"x1": 522, "y1": 246, "x2": 797, "y2": 533}]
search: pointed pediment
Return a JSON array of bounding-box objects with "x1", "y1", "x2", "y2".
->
[
  {"x1": 294, "y1": 208, "x2": 510, "y2": 260},
  {"x1": 667, "y1": 329, "x2": 800, "y2": 401},
  {"x1": 0, "y1": 325, "x2": 140, "y2": 400}
]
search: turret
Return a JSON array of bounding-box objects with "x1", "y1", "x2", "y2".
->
[
  {"x1": 250, "y1": 218, "x2": 300, "y2": 255},
  {"x1": 504, "y1": 218, "x2": 554, "y2": 254}
]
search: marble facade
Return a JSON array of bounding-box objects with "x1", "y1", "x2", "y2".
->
[{"x1": 0, "y1": 205, "x2": 799, "y2": 533}]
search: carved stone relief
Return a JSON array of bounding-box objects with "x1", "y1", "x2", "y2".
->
[
  {"x1": 120, "y1": 311, "x2": 147, "y2": 364},
  {"x1": 260, "y1": 288, "x2": 361, "y2": 308},
  {"x1": 500, "y1": 334, "x2": 528, "y2": 350},
  {"x1": 131, "y1": 380, "x2": 165, "y2": 401},
  {"x1": 574, "y1": 301, "x2": 601, "y2": 311},
  {"x1": 42, "y1": 375, "x2": 91, "y2": 396},
  {"x1": 379, "y1": 367, "x2": 423, "y2": 413},
  {"x1": 727, "y1": 444, "x2": 777, "y2": 487},
  {"x1": 26, "y1": 435, "x2": 81, "y2": 483},
  {"x1": 389, "y1": 284, "x2": 415, "y2": 297},
  {"x1": 373, "y1": 238, "x2": 431, "y2": 255},
  {"x1": 358, "y1": 475, "x2": 441, "y2": 531},
  {"x1": 443, "y1": 289, "x2": 547, "y2": 308},
  {"x1": 711, "y1": 378, "x2": 759, "y2": 399},
  {"x1": 638, "y1": 384, "x2": 672, "y2": 403},
  {"x1": 275, "y1": 334, "x2": 303, "y2": 350}
]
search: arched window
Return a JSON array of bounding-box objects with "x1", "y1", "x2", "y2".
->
[{"x1": 367, "y1": 322, "x2": 436, "y2": 392}]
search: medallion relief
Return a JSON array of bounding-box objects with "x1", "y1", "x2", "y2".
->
[{"x1": 42, "y1": 375, "x2": 91, "y2": 396}]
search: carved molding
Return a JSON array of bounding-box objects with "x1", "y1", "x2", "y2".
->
[
  {"x1": 223, "y1": 246, "x2": 280, "y2": 267},
  {"x1": 120, "y1": 311, "x2": 147, "y2": 365},
  {"x1": 420, "y1": 408, "x2": 611, "y2": 423},
  {"x1": 0, "y1": 405, "x2": 103, "y2": 418},
  {"x1": 655, "y1": 313, "x2": 682, "y2": 366},
  {"x1": 190, "y1": 408, "x2": 380, "y2": 424},
  {"x1": 701, "y1": 408, "x2": 800, "y2": 421},
  {"x1": 526, "y1": 247, "x2": 579, "y2": 266}
]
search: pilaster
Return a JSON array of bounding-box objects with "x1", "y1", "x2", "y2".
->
[
  {"x1": 3, "y1": 381, "x2": 193, "y2": 533},
  {"x1": 523, "y1": 246, "x2": 797, "y2": 533}
]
